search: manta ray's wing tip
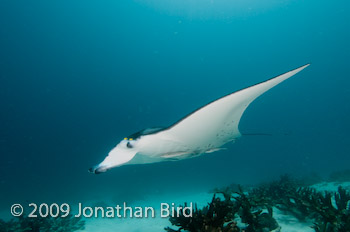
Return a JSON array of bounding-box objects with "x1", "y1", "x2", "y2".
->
[
  {"x1": 299, "y1": 63, "x2": 311, "y2": 70},
  {"x1": 289, "y1": 63, "x2": 310, "y2": 75}
]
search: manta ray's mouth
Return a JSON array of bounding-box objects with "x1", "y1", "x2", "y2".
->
[{"x1": 88, "y1": 165, "x2": 108, "y2": 174}]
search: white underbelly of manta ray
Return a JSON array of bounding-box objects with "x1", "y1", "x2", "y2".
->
[{"x1": 89, "y1": 64, "x2": 310, "y2": 174}]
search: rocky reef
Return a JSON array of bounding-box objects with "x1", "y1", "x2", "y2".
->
[
  {"x1": 310, "y1": 186, "x2": 350, "y2": 232},
  {"x1": 0, "y1": 214, "x2": 85, "y2": 232},
  {"x1": 165, "y1": 175, "x2": 350, "y2": 232},
  {"x1": 165, "y1": 185, "x2": 279, "y2": 232},
  {"x1": 164, "y1": 193, "x2": 239, "y2": 232}
]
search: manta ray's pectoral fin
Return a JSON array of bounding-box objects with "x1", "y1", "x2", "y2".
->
[
  {"x1": 160, "y1": 151, "x2": 191, "y2": 158},
  {"x1": 157, "y1": 64, "x2": 310, "y2": 150}
]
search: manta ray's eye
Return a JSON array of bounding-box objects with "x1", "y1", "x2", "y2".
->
[{"x1": 127, "y1": 142, "x2": 133, "y2": 148}]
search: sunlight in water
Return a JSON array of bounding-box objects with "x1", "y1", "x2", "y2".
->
[{"x1": 134, "y1": 0, "x2": 293, "y2": 19}]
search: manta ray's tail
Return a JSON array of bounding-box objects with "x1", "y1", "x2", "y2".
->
[{"x1": 242, "y1": 133, "x2": 272, "y2": 136}]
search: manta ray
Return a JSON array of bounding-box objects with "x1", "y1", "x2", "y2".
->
[{"x1": 89, "y1": 64, "x2": 309, "y2": 174}]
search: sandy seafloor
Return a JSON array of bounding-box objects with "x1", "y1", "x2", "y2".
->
[
  {"x1": 0, "y1": 182, "x2": 348, "y2": 232},
  {"x1": 78, "y1": 181, "x2": 350, "y2": 232}
]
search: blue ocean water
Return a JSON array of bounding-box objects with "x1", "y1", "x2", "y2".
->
[{"x1": 0, "y1": 0, "x2": 349, "y2": 226}]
